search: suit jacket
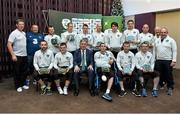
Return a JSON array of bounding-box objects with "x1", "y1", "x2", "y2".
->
[{"x1": 73, "y1": 48, "x2": 93, "y2": 67}]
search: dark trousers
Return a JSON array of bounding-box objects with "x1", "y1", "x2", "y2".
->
[
  {"x1": 27, "y1": 55, "x2": 34, "y2": 75},
  {"x1": 155, "y1": 60, "x2": 174, "y2": 89},
  {"x1": 13, "y1": 56, "x2": 28, "y2": 89},
  {"x1": 117, "y1": 70, "x2": 139, "y2": 90},
  {"x1": 73, "y1": 69, "x2": 94, "y2": 90},
  {"x1": 136, "y1": 69, "x2": 159, "y2": 88},
  {"x1": 96, "y1": 67, "x2": 115, "y2": 79},
  {"x1": 33, "y1": 69, "x2": 53, "y2": 82},
  {"x1": 54, "y1": 68, "x2": 73, "y2": 81}
]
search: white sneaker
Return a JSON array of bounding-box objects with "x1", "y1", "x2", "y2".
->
[
  {"x1": 58, "y1": 87, "x2": 64, "y2": 95},
  {"x1": 22, "y1": 85, "x2": 29, "y2": 90},
  {"x1": 17, "y1": 87, "x2": 23, "y2": 92},
  {"x1": 63, "y1": 87, "x2": 68, "y2": 95}
]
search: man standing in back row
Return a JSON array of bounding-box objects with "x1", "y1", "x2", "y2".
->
[{"x1": 124, "y1": 20, "x2": 140, "y2": 54}]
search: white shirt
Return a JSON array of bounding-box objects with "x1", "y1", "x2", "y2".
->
[
  {"x1": 33, "y1": 49, "x2": 54, "y2": 71},
  {"x1": 76, "y1": 33, "x2": 93, "y2": 48},
  {"x1": 116, "y1": 50, "x2": 135, "y2": 72},
  {"x1": 124, "y1": 29, "x2": 140, "y2": 49},
  {"x1": 104, "y1": 29, "x2": 119, "y2": 34},
  {"x1": 8, "y1": 29, "x2": 27, "y2": 56},
  {"x1": 92, "y1": 31, "x2": 105, "y2": 47},
  {"x1": 94, "y1": 51, "x2": 115, "y2": 68},
  {"x1": 154, "y1": 35, "x2": 160, "y2": 40},
  {"x1": 135, "y1": 51, "x2": 155, "y2": 71},
  {"x1": 44, "y1": 34, "x2": 62, "y2": 54},
  {"x1": 155, "y1": 35, "x2": 177, "y2": 62},
  {"x1": 105, "y1": 30, "x2": 124, "y2": 48},
  {"x1": 54, "y1": 51, "x2": 73, "y2": 70},
  {"x1": 61, "y1": 31, "x2": 78, "y2": 52},
  {"x1": 139, "y1": 32, "x2": 154, "y2": 44}
]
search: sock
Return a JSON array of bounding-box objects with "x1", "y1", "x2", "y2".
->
[
  {"x1": 41, "y1": 85, "x2": 46, "y2": 90},
  {"x1": 64, "y1": 86, "x2": 68, "y2": 89},
  {"x1": 26, "y1": 79, "x2": 30, "y2": 85},
  {"x1": 47, "y1": 86, "x2": 51, "y2": 90},
  {"x1": 121, "y1": 88, "x2": 125, "y2": 91},
  {"x1": 106, "y1": 89, "x2": 110, "y2": 94},
  {"x1": 153, "y1": 88, "x2": 158, "y2": 90}
]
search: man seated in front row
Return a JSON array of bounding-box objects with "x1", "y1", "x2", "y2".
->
[
  {"x1": 33, "y1": 40, "x2": 54, "y2": 95},
  {"x1": 54, "y1": 43, "x2": 73, "y2": 95},
  {"x1": 73, "y1": 39, "x2": 95, "y2": 96},
  {"x1": 135, "y1": 42, "x2": 160, "y2": 97},
  {"x1": 116, "y1": 41, "x2": 140, "y2": 97},
  {"x1": 94, "y1": 43, "x2": 115, "y2": 101}
]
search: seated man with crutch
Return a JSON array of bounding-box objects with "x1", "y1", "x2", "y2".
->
[
  {"x1": 94, "y1": 43, "x2": 115, "y2": 101},
  {"x1": 135, "y1": 41, "x2": 160, "y2": 97}
]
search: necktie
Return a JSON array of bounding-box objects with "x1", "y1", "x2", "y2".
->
[
  {"x1": 161, "y1": 38, "x2": 164, "y2": 42},
  {"x1": 81, "y1": 50, "x2": 86, "y2": 71}
]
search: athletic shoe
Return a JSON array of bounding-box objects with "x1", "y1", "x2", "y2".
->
[
  {"x1": 141, "y1": 88, "x2": 147, "y2": 97},
  {"x1": 63, "y1": 87, "x2": 68, "y2": 95},
  {"x1": 33, "y1": 79, "x2": 37, "y2": 85},
  {"x1": 118, "y1": 90, "x2": 127, "y2": 97},
  {"x1": 102, "y1": 93, "x2": 112, "y2": 101},
  {"x1": 17, "y1": 87, "x2": 23, "y2": 92},
  {"x1": 40, "y1": 87, "x2": 46, "y2": 95},
  {"x1": 46, "y1": 89, "x2": 52, "y2": 95},
  {"x1": 57, "y1": 87, "x2": 64, "y2": 95},
  {"x1": 167, "y1": 88, "x2": 173, "y2": 96},
  {"x1": 132, "y1": 89, "x2": 141, "y2": 97},
  {"x1": 152, "y1": 89, "x2": 158, "y2": 97},
  {"x1": 22, "y1": 85, "x2": 29, "y2": 90},
  {"x1": 25, "y1": 79, "x2": 30, "y2": 86}
]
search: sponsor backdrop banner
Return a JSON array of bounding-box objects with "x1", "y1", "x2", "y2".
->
[{"x1": 48, "y1": 10, "x2": 122, "y2": 36}]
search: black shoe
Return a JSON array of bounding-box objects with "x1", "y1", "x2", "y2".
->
[
  {"x1": 132, "y1": 89, "x2": 141, "y2": 97},
  {"x1": 89, "y1": 89, "x2": 95, "y2": 96},
  {"x1": 46, "y1": 89, "x2": 52, "y2": 96},
  {"x1": 94, "y1": 88, "x2": 100, "y2": 95},
  {"x1": 167, "y1": 88, "x2": 173, "y2": 96},
  {"x1": 118, "y1": 90, "x2": 127, "y2": 97},
  {"x1": 74, "y1": 90, "x2": 79, "y2": 96}
]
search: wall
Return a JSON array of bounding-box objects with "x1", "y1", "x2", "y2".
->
[
  {"x1": 135, "y1": 13, "x2": 156, "y2": 34},
  {"x1": 156, "y1": 11, "x2": 180, "y2": 69},
  {"x1": 122, "y1": 0, "x2": 180, "y2": 16}
]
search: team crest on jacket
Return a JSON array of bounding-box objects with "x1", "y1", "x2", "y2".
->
[
  {"x1": 147, "y1": 56, "x2": 150, "y2": 59},
  {"x1": 133, "y1": 31, "x2": 136, "y2": 34},
  {"x1": 166, "y1": 40, "x2": 169, "y2": 42},
  {"x1": 105, "y1": 53, "x2": 109, "y2": 57},
  {"x1": 46, "y1": 54, "x2": 50, "y2": 58},
  {"x1": 66, "y1": 56, "x2": 70, "y2": 60},
  {"x1": 128, "y1": 56, "x2": 131, "y2": 58}
]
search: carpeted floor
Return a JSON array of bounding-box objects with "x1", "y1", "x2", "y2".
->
[{"x1": 0, "y1": 69, "x2": 180, "y2": 113}]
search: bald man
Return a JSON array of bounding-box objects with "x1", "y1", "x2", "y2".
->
[
  {"x1": 154, "y1": 27, "x2": 177, "y2": 96},
  {"x1": 92, "y1": 24, "x2": 105, "y2": 49},
  {"x1": 154, "y1": 26, "x2": 161, "y2": 39},
  {"x1": 139, "y1": 24, "x2": 154, "y2": 52}
]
